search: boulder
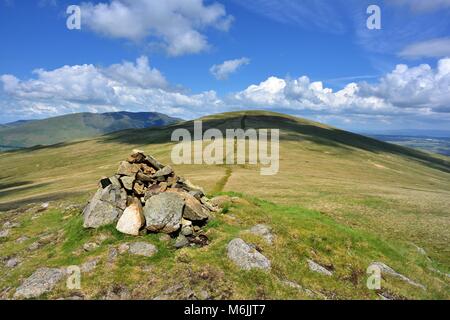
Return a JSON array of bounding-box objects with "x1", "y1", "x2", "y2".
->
[
  {"x1": 129, "y1": 242, "x2": 158, "y2": 257},
  {"x1": 14, "y1": 268, "x2": 65, "y2": 299},
  {"x1": 144, "y1": 193, "x2": 184, "y2": 234},
  {"x1": 183, "y1": 192, "x2": 209, "y2": 221},
  {"x1": 226, "y1": 238, "x2": 271, "y2": 271},
  {"x1": 83, "y1": 185, "x2": 127, "y2": 229},
  {"x1": 116, "y1": 199, "x2": 145, "y2": 236}
]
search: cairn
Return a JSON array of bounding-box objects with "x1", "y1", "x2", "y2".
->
[{"x1": 82, "y1": 150, "x2": 217, "y2": 247}]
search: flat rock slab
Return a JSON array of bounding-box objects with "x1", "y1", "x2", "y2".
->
[
  {"x1": 307, "y1": 259, "x2": 333, "y2": 276},
  {"x1": 129, "y1": 242, "x2": 158, "y2": 257},
  {"x1": 144, "y1": 193, "x2": 184, "y2": 234},
  {"x1": 14, "y1": 268, "x2": 65, "y2": 299},
  {"x1": 371, "y1": 262, "x2": 426, "y2": 290},
  {"x1": 227, "y1": 238, "x2": 271, "y2": 271}
]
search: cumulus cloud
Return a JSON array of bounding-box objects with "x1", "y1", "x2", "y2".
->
[
  {"x1": 231, "y1": 58, "x2": 450, "y2": 116},
  {"x1": 0, "y1": 56, "x2": 223, "y2": 119},
  {"x1": 210, "y1": 57, "x2": 250, "y2": 80},
  {"x1": 399, "y1": 37, "x2": 450, "y2": 59},
  {"x1": 80, "y1": 0, "x2": 233, "y2": 56},
  {"x1": 1, "y1": 58, "x2": 450, "y2": 126}
]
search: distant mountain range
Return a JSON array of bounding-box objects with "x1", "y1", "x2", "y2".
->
[{"x1": 0, "y1": 111, "x2": 181, "y2": 151}]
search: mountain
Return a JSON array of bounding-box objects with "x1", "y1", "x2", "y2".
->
[
  {"x1": 0, "y1": 111, "x2": 449, "y2": 300},
  {"x1": 0, "y1": 111, "x2": 181, "y2": 150}
]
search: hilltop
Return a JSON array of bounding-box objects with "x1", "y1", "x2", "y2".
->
[
  {"x1": 0, "y1": 111, "x2": 181, "y2": 150},
  {"x1": 0, "y1": 111, "x2": 449, "y2": 299}
]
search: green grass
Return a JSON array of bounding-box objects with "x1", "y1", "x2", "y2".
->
[{"x1": 0, "y1": 110, "x2": 449, "y2": 300}]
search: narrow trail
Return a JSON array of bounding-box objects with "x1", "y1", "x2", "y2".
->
[{"x1": 211, "y1": 114, "x2": 247, "y2": 194}]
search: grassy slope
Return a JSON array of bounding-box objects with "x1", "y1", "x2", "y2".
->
[
  {"x1": 0, "y1": 110, "x2": 449, "y2": 299},
  {"x1": 0, "y1": 111, "x2": 179, "y2": 149}
]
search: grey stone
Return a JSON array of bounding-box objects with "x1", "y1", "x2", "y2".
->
[
  {"x1": 226, "y1": 238, "x2": 271, "y2": 271},
  {"x1": 145, "y1": 155, "x2": 164, "y2": 170},
  {"x1": 307, "y1": 259, "x2": 333, "y2": 276},
  {"x1": 129, "y1": 242, "x2": 158, "y2": 257},
  {"x1": 249, "y1": 224, "x2": 274, "y2": 244},
  {"x1": 16, "y1": 236, "x2": 29, "y2": 244},
  {"x1": 83, "y1": 185, "x2": 127, "y2": 229},
  {"x1": 81, "y1": 258, "x2": 99, "y2": 273},
  {"x1": 371, "y1": 262, "x2": 426, "y2": 289},
  {"x1": 107, "y1": 247, "x2": 118, "y2": 263},
  {"x1": 118, "y1": 243, "x2": 130, "y2": 254},
  {"x1": 28, "y1": 242, "x2": 41, "y2": 251},
  {"x1": 6, "y1": 257, "x2": 21, "y2": 268},
  {"x1": 3, "y1": 221, "x2": 20, "y2": 229},
  {"x1": 181, "y1": 225, "x2": 194, "y2": 236},
  {"x1": 109, "y1": 175, "x2": 122, "y2": 188},
  {"x1": 144, "y1": 193, "x2": 184, "y2": 234},
  {"x1": 83, "y1": 242, "x2": 99, "y2": 252},
  {"x1": 174, "y1": 234, "x2": 190, "y2": 249},
  {"x1": 14, "y1": 268, "x2": 65, "y2": 299},
  {"x1": 182, "y1": 192, "x2": 209, "y2": 221},
  {"x1": 152, "y1": 165, "x2": 173, "y2": 178},
  {"x1": 120, "y1": 175, "x2": 135, "y2": 191},
  {"x1": 0, "y1": 229, "x2": 9, "y2": 238}
]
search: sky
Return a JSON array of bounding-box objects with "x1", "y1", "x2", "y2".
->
[{"x1": 0, "y1": 0, "x2": 449, "y2": 133}]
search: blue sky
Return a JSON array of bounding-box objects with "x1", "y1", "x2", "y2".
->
[{"x1": 0, "y1": 0, "x2": 449, "y2": 133}]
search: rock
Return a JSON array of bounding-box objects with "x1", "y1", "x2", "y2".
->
[
  {"x1": 371, "y1": 262, "x2": 426, "y2": 289},
  {"x1": 144, "y1": 193, "x2": 184, "y2": 234},
  {"x1": 116, "y1": 199, "x2": 145, "y2": 236},
  {"x1": 16, "y1": 236, "x2": 29, "y2": 244},
  {"x1": 14, "y1": 268, "x2": 65, "y2": 299},
  {"x1": 6, "y1": 257, "x2": 21, "y2": 268},
  {"x1": 107, "y1": 247, "x2": 118, "y2": 263},
  {"x1": 181, "y1": 225, "x2": 194, "y2": 236},
  {"x1": 133, "y1": 182, "x2": 146, "y2": 196},
  {"x1": 41, "y1": 202, "x2": 50, "y2": 209},
  {"x1": 159, "y1": 234, "x2": 172, "y2": 242},
  {"x1": 120, "y1": 176, "x2": 135, "y2": 191},
  {"x1": 129, "y1": 242, "x2": 158, "y2": 257},
  {"x1": 109, "y1": 175, "x2": 122, "y2": 188},
  {"x1": 3, "y1": 221, "x2": 20, "y2": 229},
  {"x1": 118, "y1": 243, "x2": 130, "y2": 254},
  {"x1": 28, "y1": 242, "x2": 41, "y2": 251},
  {"x1": 174, "y1": 234, "x2": 190, "y2": 249},
  {"x1": 117, "y1": 161, "x2": 140, "y2": 176},
  {"x1": 307, "y1": 259, "x2": 333, "y2": 276},
  {"x1": 249, "y1": 224, "x2": 274, "y2": 244},
  {"x1": 281, "y1": 280, "x2": 315, "y2": 297},
  {"x1": 81, "y1": 258, "x2": 99, "y2": 273},
  {"x1": 189, "y1": 190, "x2": 203, "y2": 200},
  {"x1": 127, "y1": 151, "x2": 146, "y2": 163},
  {"x1": 152, "y1": 165, "x2": 173, "y2": 178},
  {"x1": 0, "y1": 229, "x2": 9, "y2": 238},
  {"x1": 180, "y1": 179, "x2": 205, "y2": 194},
  {"x1": 145, "y1": 155, "x2": 164, "y2": 170},
  {"x1": 226, "y1": 238, "x2": 271, "y2": 271},
  {"x1": 83, "y1": 185, "x2": 127, "y2": 229},
  {"x1": 210, "y1": 195, "x2": 232, "y2": 208},
  {"x1": 182, "y1": 192, "x2": 209, "y2": 221},
  {"x1": 83, "y1": 242, "x2": 99, "y2": 252}
]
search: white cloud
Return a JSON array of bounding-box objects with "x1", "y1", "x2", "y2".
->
[
  {"x1": 2, "y1": 58, "x2": 450, "y2": 126},
  {"x1": 0, "y1": 56, "x2": 223, "y2": 119},
  {"x1": 399, "y1": 37, "x2": 450, "y2": 59},
  {"x1": 80, "y1": 0, "x2": 233, "y2": 56},
  {"x1": 210, "y1": 57, "x2": 250, "y2": 80},
  {"x1": 231, "y1": 58, "x2": 450, "y2": 115}
]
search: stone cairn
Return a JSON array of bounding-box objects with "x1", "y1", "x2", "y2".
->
[{"x1": 82, "y1": 150, "x2": 218, "y2": 247}]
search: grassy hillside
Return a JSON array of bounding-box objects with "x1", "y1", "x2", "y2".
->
[
  {"x1": 0, "y1": 111, "x2": 180, "y2": 150},
  {"x1": 0, "y1": 111, "x2": 449, "y2": 299}
]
